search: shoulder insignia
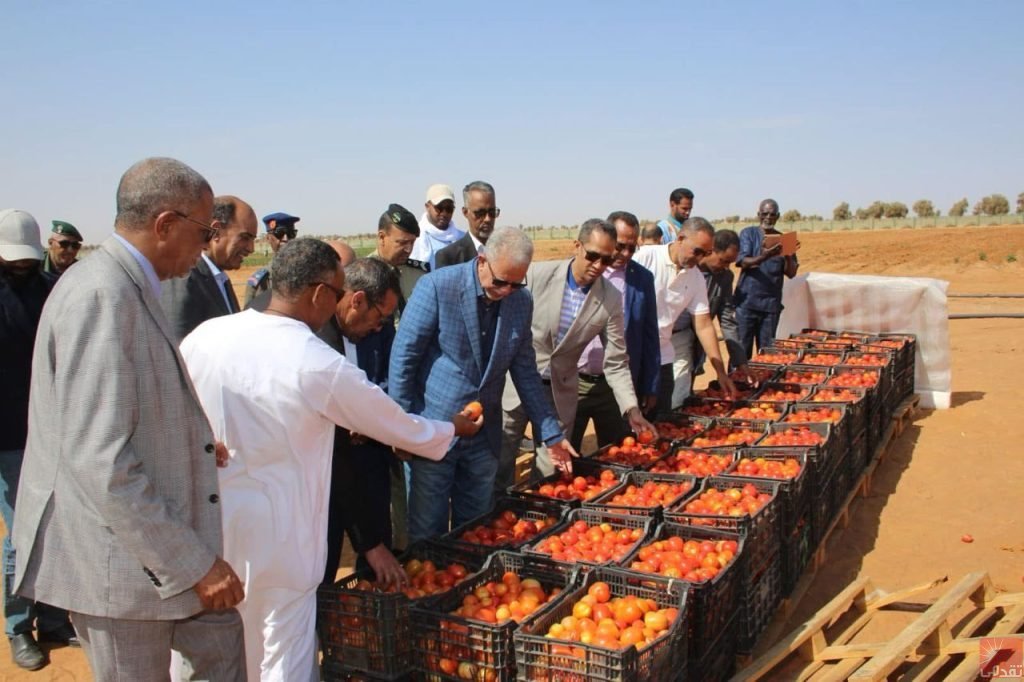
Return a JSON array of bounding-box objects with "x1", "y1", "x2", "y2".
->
[
  {"x1": 247, "y1": 268, "x2": 269, "y2": 287},
  {"x1": 406, "y1": 258, "x2": 430, "y2": 273}
]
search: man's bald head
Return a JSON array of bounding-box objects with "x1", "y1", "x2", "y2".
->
[
  {"x1": 115, "y1": 157, "x2": 212, "y2": 232},
  {"x1": 327, "y1": 240, "x2": 357, "y2": 267}
]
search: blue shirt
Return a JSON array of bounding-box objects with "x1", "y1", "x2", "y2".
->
[
  {"x1": 657, "y1": 216, "x2": 683, "y2": 245},
  {"x1": 734, "y1": 226, "x2": 798, "y2": 313},
  {"x1": 113, "y1": 233, "x2": 162, "y2": 297},
  {"x1": 556, "y1": 262, "x2": 591, "y2": 346},
  {"x1": 201, "y1": 253, "x2": 234, "y2": 312}
]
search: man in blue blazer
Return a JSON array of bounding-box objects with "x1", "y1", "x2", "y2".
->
[
  {"x1": 390, "y1": 227, "x2": 576, "y2": 543},
  {"x1": 570, "y1": 211, "x2": 660, "y2": 450}
]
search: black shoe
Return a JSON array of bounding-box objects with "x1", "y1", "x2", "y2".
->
[
  {"x1": 39, "y1": 623, "x2": 81, "y2": 648},
  {"x1": 9, "y1": 633, "x2": 45, "y2": 670}
]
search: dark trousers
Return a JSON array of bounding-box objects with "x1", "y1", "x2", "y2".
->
[
  {"x1": 736, "y1": 306, "x2": 781, "y2": 361},
  {"x1": 655, "y1": 364, "x2": 675, "y2": 416},
  {"x1": 322, "y1": 440, "x2": 394, "y2": 585},
  {"x1": 570, "y1": 374, "x2": 629, "y2": 452}
]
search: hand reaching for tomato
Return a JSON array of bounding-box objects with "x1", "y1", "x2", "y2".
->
[{"x1": 547, "y1": 439, "x2": 579, "y2": 475}]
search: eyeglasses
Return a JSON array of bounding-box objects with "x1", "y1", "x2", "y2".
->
[
  {"x1": 54, "y1": 239, "x2": 82, "y2": 251},
  {"x1": 614, "y1": 242, "x2": 637, "y2": 254},
  {"x1": 271, "y1": 226, "x2": 298, "y2": 241},
  {"x1": 470, "y1": 207, "x2": 501, "y2": 219},
  {"x1": 316, "y1": 280, "x2": 344, "y2": 302},
  {"x1": 485, "y1": 260, "x2": 527, "y2": 289},
  {"x1": 173, "y1": 211, "x2": 219, "y2": 243},
  {"x1": 691, "y1": 246, "x2": 711, "y2": 258},
  {"x1": 582, "y1": 249, "x2": 615, "y2": 266},
  {"x1": 431, "y1": 202, "x2": 456, "y2": 214}
]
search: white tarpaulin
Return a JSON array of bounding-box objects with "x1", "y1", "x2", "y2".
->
[{"x1": 778, "y1": 272, "x2": 951, "y2": 409}]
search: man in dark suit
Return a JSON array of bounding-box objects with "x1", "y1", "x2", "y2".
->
[
  {"x1": 318, "y1": 253, "x2": 407, "y2": 586},
  {"x1": 433, "y1": 181, "x2": 498, "y2": 268},
  {"x1": 13, "y1": 157, "x2": 245, "y2": 680},
  {"x1": 161, "y1": 196, "x2": 257, "y2": 342},
  {"x1": 570, "y1": 211, "x2": 660, "y2": 450},
  {"x1": 390, "y1": 227, "x2": 575, "y2": 543}
]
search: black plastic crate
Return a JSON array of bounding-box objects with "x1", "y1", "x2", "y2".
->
[
  {"x1": 582, "y1": 436, "x2": 676, "y2": 471},
  {"x1": 687, "y1": 418, "x2": 768, "y2": 449},
  {"x1": 782, "y1": 403, "x2": 851, "y2": 461},
  {"x1": 439, "y1": 496, "x2": 567, "y2": 560},
  {"x1": 410, "y1": 551, "x2": 575, "y2": 682},
  {"x1": 513, "y1": 566, "x2": 688, "y2": 682},
  {"x1": 618, "y1": 522, "x2": 743, "y2": 665},
  {"x1": 665, "y1": 476, "x2": 782, "y2": 581},
  {"x1": 738, "y1": 549, "x2": 784, "y2": 654},
  {"x1": 321, "y1": 657, "x2": 411, "y2": 681},
  {"x1": 781, "y1": 518, "x2": 815, "y2": 595},
  {"x1": 808, "y1": 338, "x2": 859, "y2": 352},
  {"x1": 645, "y1": 446, "x2": 738, "y2": 479},
  {"x1": 775, "y1": 364, "x2": 833, "y2": 386},
  {"x1": 807, "y1": 385, "x2": 867, "y2": 440},
  {"x1": 505, "y1": 459, "x2": 624, "y2": 508},
  {"x1": 766, "y1": 337, "x2": 813, "y2": 350},
  {"x1": 753, "y1": 346, "x2": 804, "y2": 366},
  {"x1": 676, "y1": 397, "x2": 736, "y2": 419},
  {"x1": 798, "y1": 349, "x2": 848, "y2": 368},
  {"x1": 584, "y1": 471, "x2": 699, "y2": 517},
  {"x1": 649, "y1": 413, "x2": 713, "y2": 446},
  {"x1": 724, "y1": 448, "x2": 812, "y2": 538},
  {"x1": 690, "y1": 613, "x2": 739, "y2": 682},
  {"x1": 756, "y1": 422, "x2": 840, "y2": 490},
  {"x1": 732, "y1": 362, "x2": 782, "y2": 386},
  {"x1": 722, "y1": 399, "x2": 791, "y2": 424},
  {"x1": 756, "y1": 381, "x2": 814, "y2": 402},
  {"x1": 848, "y1": 430, "x2": 868, "y2": 479},
  {"x1": 317, "y1": 541, "x2": 484, "y2": 679},
  {"x1": 523, "y1": 507, "x2": 656, "y2": 568}
]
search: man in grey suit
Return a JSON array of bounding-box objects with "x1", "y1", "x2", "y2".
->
[
  {"x1": 161, "y1": 195, "x2": 258, "y2": 342},
  {"x1": 12, "y1": 157, "x2": 246, "y2": 680},
  {"x1": 499, "y1": 219, "x2": 657, "y2": 487}
]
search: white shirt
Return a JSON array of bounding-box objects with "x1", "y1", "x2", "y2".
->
[
  {"x1": 632, "y1": 244, "x2": 709, "y2": 364},
  {"x1": 342, "y1": 335, "x2": 358, "y2": 365},
  {"x1": 469, "y1": 230, "x2": 484, "y2": 254},
  {"x1": 180, "y1": 310, "x2": 454, "y2": 681},
  {"x1": 411, "y1": 214, "x2": 464, "y2": 270}
]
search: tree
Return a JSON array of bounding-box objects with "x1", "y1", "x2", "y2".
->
[
  {"x1": 949, "y1": 198, "x2": 969, "y2": 217},
  {"x1": 858, "y1": 201, "x2": 886, "y2": 219},
  {"x1": 1017, "y1": 192, "x2": 1024, "y2": 214},
  {"x1": 912, "y1": 200, "x2": 936, "y2": 217},
  {"x1": 973, "y1": 194, "x2": 1010, "y2": 215},
  {"x1": 781, "y1": 209, "x2": 802, "y2": 222},
  {"x1": 883, "y1": 202, "x2": 909, "y2": 218},
  {"x1": 833, "y1": 202, "x2": 851, "y2": 220},
  {"x1": 805, "y1": 214, "x2": 823, "y2": 221}
]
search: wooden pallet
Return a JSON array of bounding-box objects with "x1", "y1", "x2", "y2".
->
[{"x1": 733, "y1": 571, "x2": 1024, "y2": 680}]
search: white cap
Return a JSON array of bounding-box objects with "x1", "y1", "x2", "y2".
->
[
  {"x1": 0, "y1": 209, "x2": 44, "y2": 261},
  {"x1": 425, "y1": 184, "x2": 456, "y2": 205}
]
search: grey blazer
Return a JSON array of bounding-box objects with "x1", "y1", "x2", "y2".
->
[
  {"x1": 503, "y1": 258, "x2": 637, "y2": 430},
  {"x1": 161, "y1": 256, "x2": 237, "y2": 343},
  {"x1": 13, "y1": 236, "x2": 223, "y2": 620}
]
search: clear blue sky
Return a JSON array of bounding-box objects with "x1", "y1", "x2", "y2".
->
[{"x1": 4, "y1": 1, "x2": 1022, "y2": 242}]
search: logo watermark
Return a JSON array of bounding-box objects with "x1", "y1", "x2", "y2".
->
[{"x1": 980, "y1": 637, "x2": 1022, "y2": 679}]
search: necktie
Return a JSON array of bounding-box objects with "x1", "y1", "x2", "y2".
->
[{"x1": 223, "y1": 278, "x2": 240, "y2": 313}]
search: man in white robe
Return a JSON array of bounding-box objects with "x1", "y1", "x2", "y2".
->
[{"x1": 180, "y1": 238, "x2": 481, "y2": 682}]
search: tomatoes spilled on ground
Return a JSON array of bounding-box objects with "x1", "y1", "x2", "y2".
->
[
  {"x1": 732, "y1": 456, "x2": 802, "y2": 479},
  {"x1": 532, "y1": 469, "x2": 620, "y2": 501},
  {"x1": 629, "y1": 536, "x2": 739, "y2": 581},
  {"x1": 679, "y1": 400, "x2": 733, "y2": 418},
  {"x1": 784, "y1": 407, "x2": 842, "y2": 424},
  {"x1": 758, "y1": 385, "x2": 810, "y2": 401},
  {"x1": 531, "y1": 520, "x2": 645, "y2": 564},
  {"x1": 458, "y1": 509, "x2": 558, "y2": 547},
  {"x1": 826, "y1": 370, "x2": 879, "y2": 388},
  {"x1": 760, "y1": 426, "x2": 825, "y2": 447},
  {"x1": 595, "y1": 436, "x2": 669, "y2": 468},
  {"x1": 690, "y1": 425, "x2": 763, "y2": 448},
  {"x1": 542, "y1": 581, "x2": 679, "y2": 653},
  {"x1": 779, "y1": 369, "x2": 829, "y2": 384},
  {"x1": 649, "y1": 449, "x2": 734, "y2": 477},
  {"x1": 354, "y1": 558, "x2": 470, "y2": 599},
  {"x1": 680, "y1": 483, "x2": 771, "y2": 519},
  {"x1": 727, "y1": 402, "x2": 785, "y2": 420}
]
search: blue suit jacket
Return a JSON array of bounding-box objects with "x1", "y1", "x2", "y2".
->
[
  {"x1": 622, "y1": 261, "x2": 661, "y2": 398},
  {"x1": 389, "y1": 260, "x2": 563, "y2": 456}
]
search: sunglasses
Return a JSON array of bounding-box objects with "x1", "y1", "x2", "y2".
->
[
  {"x1": 173, "y1": 211, "x2": 219, "y2": 243},
  {"x1": 485, "y1": 260, "x2": 527, "y2": 289},
  {"x1": 431, "y1": 202, "x2": 456, "y2": 214},
  {"x1": 470, "y1": 207, "x2": 501, "y2": 219},
  {"x1": 582, "y1": 249, "x2": 615, "y2": 266},
  {"x1": 691, "y1": 246, "x2": 711, "y2": 258},
  {"x1": 271, "y1": 226, "x2": 298, "y2": 241},
  {"x1": 55, "y1": 239, "x2": 81, "y2": 251}
]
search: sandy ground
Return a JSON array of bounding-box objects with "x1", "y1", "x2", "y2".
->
[{"x1": 3, "y1": 225, "x2": 1022, "y2": 679}]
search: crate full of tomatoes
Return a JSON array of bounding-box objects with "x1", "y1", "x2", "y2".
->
[
  {"x1": 439, "y1": 496, "x2": 566, "y2": 560},
  {"x1": 583, "y1": 432, "x2": 673, "y2": 471},
  {"x1": 755, "y1": 422, "x2": 841, "y2": 495},
  {"x1": 317, "y1": 540, "x2": 483, "y2": 680},
  {"x1": 410, "y1": 551, "x2": 575, "y2": 681},
  {"x1": 620, "y1": 522, "x2": 742, "y2": 667},
  {"x1": 650, "y1": 414, "x2": 712, "y2": 445},
  {"x1": 584, "y1": 471, "x2": 698, "y2": 517},
  {"x1": 514, "y1": 566, "x2": 688, "y2": 682},
  {"x1": 505, "y1": 462, "x2": 623, "y2": 507},
  {"x1": 523, "y1": 507, "x2": 655, "y2": 569},
  {"x1": 646, "y1": 446, "x2": 736, "y2": 480}
]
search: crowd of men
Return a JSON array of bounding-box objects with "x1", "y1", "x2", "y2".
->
[{"x1": 0, "y1": 157, "x2": 799, "y2": 680}]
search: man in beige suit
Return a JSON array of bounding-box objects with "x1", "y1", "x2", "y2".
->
[
  {"x1": 499, "y1": 219, "x2": 657, "y2": 487},
  {"x1": 12, "y1": 157, "x2": 246, "y2": 680}
]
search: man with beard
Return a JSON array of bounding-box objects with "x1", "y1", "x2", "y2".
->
[
  {"x1": 41, "y1": 220, "x2": 83, "y2": 277},
  {"x1": 656, "y1": 187, "x2": 694, "y2": 244},
  {"x1": 161, "y1": 196, "x2": 258, "y2": 341},
  {"x1": 410, "y1": 183, "x2": 464, "y2": 271},
  {"x1": 0, "y1": 210, "x2": 75, "y2": 670},
  {"x1": 434, "y1": 181, "x2": 498, "y2": 268}
]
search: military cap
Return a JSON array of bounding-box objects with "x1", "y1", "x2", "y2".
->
[
  {"x1": 51, "y1": 220, "x2": 83, "y2": 241},
  {"x1": 261, "y1": 212, "x2": 300, "y2": 231},
  {"x1": 383, "y1": 204, "x2": 420, "y2": 237}
]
